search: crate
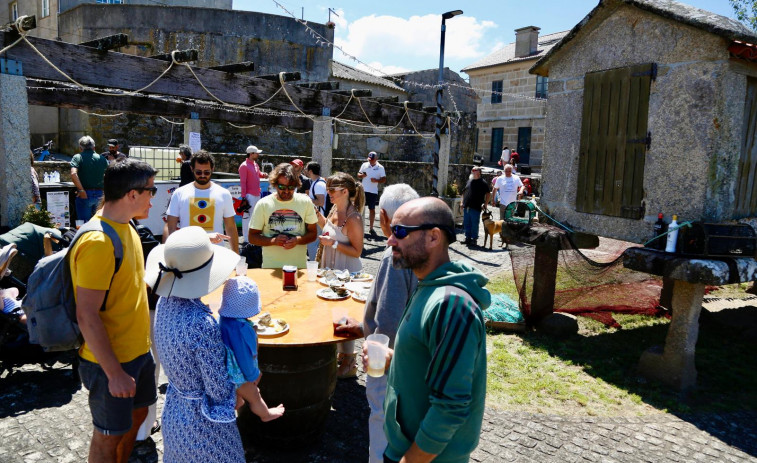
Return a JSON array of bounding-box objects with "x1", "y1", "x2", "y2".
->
[{"x1": 679, "y1": 222, "x2": 757, "y2": 258}]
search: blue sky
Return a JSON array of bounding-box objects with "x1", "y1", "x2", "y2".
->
[{"x1": 233, "y1": 0, "x2": 738, "y2": 77}]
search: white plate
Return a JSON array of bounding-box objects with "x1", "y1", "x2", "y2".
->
[
  {"x1": 352, "y1": 292, "x2": 368, "y2": 303},
  {"x1": 252, "y1": 321, "x2": 289, "y2": 337},
  {"x1": 316, "y1": 287, "x2": 351, "y2": 300},
  {"x1": 345, "y1": 281, "x2": 372, "y2": 293},
  {"x1": 350, "y1": 272, "x2": 374, "y2": 282}
]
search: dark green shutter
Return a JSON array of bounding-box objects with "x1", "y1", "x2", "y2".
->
[
  {"x1": 735, "y1": 77, "x2": 757, "y2": 217},
  {"x1": 576, "y1": 63, "x2": 653, "y2": 219}
]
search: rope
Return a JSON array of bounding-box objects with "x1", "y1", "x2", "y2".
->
[
  {"x1": 332, "y1": 90, "x2": 355, "y2": 119},
  {"x1": 278, "y1": 72, "x2": 316, "y2": 120},
  {"x1": 531, "y1": 202, "x2": 574, "y2": 233},
  {"x1": 229, "y1": 122, "x2": 256, "y2": 129},
  {"x1": 642, "y1": 221, "x2": 693, "y2": 247},
  {"x1": 356, "y1": 96, "x2": 378, "y2": 128},
  {"x1": 160, "y1": 116, "x2": 184, "y2": 125},
  {"x1": 283, "y1": 128, "x2": 312, "y2": 135},
  {"x1": 79, "y1": 109, "x2": 124, "y2": 117}
]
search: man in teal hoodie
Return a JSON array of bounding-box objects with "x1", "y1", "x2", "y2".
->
[{"x1": 382, "y1": 197, "x2": 490, "y2": 463}]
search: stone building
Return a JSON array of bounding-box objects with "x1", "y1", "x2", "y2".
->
[
  {"x1": 330, "y1": 60, "x2": 407, "y2": 99},
  {"x1": 530, "y1": 0, "x2": 757, "y2": 243},
  {"x1": 1, "y1": 0, "x2": 334, "y2": 152},
  {"x1": 389, "y1": 67, "x2": 477, "y2": 114},
  {"x1": 462, "y1": 27, "x2": 568, "y2": 169}
]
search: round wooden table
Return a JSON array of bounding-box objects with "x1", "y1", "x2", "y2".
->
[{"x1": 202, "y1": 268, "x2": 366, "y2": 446}]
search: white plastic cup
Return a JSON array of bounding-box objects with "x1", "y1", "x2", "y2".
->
[
  {"x1": 75, "y1": 220, "x2": 84, "y2": 229},
  {"x1": 306, "y1": 261, "x2": 319, "y2": 281},
  {"x1": 331, "y1": 306, "x2": 348, "y2": 334},
  {"x1": 235, "y1": 257, "x2": 248, "y2": 276},
  {"x1": 366, "y1": 333, "x2": 390, "y2": 377}
]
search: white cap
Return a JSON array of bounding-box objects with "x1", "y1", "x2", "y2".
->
[{"x1": 246, "y1": 145, "x2": 262, "y2": 154}]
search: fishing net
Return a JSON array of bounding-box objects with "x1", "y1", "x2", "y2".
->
[{"x1": 509, "y1": 224, "x2": 667, "y2": 328}]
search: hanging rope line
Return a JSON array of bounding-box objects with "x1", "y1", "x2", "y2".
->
[
  {"x1": 78, "y1": 109, "x2": 124, "y2": 117},
  {"x1": 159, "y1": 116, "x2": 184, "y2": 125}
]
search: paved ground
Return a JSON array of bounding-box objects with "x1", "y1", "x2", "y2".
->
[{"x1": 2, "y1": 219, "x2": 756, "y2": 462}]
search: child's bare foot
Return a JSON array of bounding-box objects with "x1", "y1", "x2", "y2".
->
[{"x1": 259, "y1": 404, "x2": 285, "y2": 422}]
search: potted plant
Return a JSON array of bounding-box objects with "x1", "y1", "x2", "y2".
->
[{"x1": 440, "y1": 181, "x2": 463, "y2": 227}]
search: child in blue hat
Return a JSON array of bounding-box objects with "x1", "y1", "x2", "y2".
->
[{"x1": 219, "y1": 276, "x2": 284, "y2": 421}]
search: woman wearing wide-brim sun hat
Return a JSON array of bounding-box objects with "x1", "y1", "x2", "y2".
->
[{"x1": 144, "y1": 226, "x2": 245, "y2": 463}]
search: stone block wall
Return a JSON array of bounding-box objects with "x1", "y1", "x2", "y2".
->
[{"x1": 466, "y1": 60, "x2": 547, "y2": 167}]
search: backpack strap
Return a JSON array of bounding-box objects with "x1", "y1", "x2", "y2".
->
[{"x1": 67, "y1": 219, "x2": 124, "y2": 312}]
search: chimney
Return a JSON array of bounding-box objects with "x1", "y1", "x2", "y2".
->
[{"x1": 515, "y1": 26, "x2": 540, "y2": 58}]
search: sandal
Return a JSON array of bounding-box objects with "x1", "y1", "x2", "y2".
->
[{"x1": 337, "y1": 353, "x2": 358, "y2": 379}]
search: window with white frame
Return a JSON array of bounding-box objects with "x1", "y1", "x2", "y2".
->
[
  {"x1": 11, "y1": 2, "x2": 18, "y2": 21},
  {"x1": 42, "y1": 0, "x2": 50, "y2": 17}
]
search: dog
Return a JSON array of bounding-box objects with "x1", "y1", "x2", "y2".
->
[{"x1": 481, "y1": 210, "x2": 506, "y2": 250}]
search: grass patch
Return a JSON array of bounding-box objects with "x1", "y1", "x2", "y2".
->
[{"x1": 485, "y1": 275, "x2": 757, "y2": 417}]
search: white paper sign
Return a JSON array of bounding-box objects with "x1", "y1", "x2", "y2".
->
[
  {"x1": 46, "y1": 191, "x2": 70, "y2": 227},
  {"x1": 189, "y1": 132, "x2": 201, "y2": 153}
]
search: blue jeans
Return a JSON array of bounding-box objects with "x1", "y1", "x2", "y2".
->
[
  {"x1": 75, "y1": 189, "x2": 103, "y2": 222},
  {"x1": 463, "y1": 207, "x2": 481, "y2": 241}
]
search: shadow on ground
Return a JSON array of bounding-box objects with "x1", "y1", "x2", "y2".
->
[
  {"x1": 240, "y1": 376, "x2": 370, "y2": 462},
  {"x1": 0, "y1": 358, "x2": 80, "y2": 418},
  {"x1": 517, "y1": 307, "x2": 757, "y2": 458}
]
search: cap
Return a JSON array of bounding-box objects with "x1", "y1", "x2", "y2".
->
[
  {"x1": 107, "y1": 139, "x2": 119, "y2": 147},
  {"x1": 368, "y1": 152, "x2": 377, "y2": 160},
  {"x1": 471, "y1": 165, "x2": 482, "y2": 171},
  {"x1": 290, "y1": 159, "x2": 304, "y2": 168},
  {"x1": 246, "y1": 145, "x2": 262, "y2": 154},
  {"x1": 219, "y1": 276, "x2": 262, "y2": 319}
]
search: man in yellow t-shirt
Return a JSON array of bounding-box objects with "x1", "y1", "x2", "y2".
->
[
  {"x1": 248, "y1": 163, "x2": 318, "y2": 268},
  {"x1": 71, "y1": 159, "x2": 157, "y2": 463}
]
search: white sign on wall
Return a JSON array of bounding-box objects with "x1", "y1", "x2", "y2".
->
[
  {"x1": 189, "y1": 132, "x2": 201, "y2": 153},
  {"x1": 46, "y1": 191, "x2": 70, "y2": 227}
]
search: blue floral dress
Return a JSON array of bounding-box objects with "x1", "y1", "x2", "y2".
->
[{"x1": 154, "y1": 297, "x2": 245, "y2": 463}]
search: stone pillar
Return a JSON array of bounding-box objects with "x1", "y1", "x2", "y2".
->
[
  {"x1": 0, "y1": 74, "x2": 32, "y2": 227},
  {"x1": 311, "y1": 116, "x2": 332, "y2": 176},
  {"x1": 438, "y1": 132, "x2": 450, "y2": 195},
  {"x1": 638, "y1": 279, "x2": 704, "y2": 391},
  {"x1": 183, "y1": 118, "x2": 202, "y2": 147}
]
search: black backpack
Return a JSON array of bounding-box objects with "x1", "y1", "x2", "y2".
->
[{"x1": 311, "y1": 178, "x2": 332, "y2": 217}]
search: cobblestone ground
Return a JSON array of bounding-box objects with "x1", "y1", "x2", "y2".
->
[{"x1": 2, "y1": 220, "x2": 756, "y2": 462}]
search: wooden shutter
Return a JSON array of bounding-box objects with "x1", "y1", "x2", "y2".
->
[
  {"x1": 575, "y1": 63, "x2": 654, "y2": 219},
  {"x1": 734, "y1": 77, "x2": 757, "y2": 217}
]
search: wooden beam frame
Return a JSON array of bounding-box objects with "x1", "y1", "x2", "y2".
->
[
  {"x1": 26, "y1": 80, "x2": 313, "y2": 130},
  {"x1": 332, "y1": 89, "x2": 372, "y2": 97},
  {"x1": 297, "y1": 81, "x2": 339, "y2": 91},
  {"x1": 257, "y1": 72, "x2": 301, "y2": 82},
  {"x1": 79, "y1": 34, "x2": 128, "y2": 51},
  {"x1": 150, "y1": 49, "x2": 198, "y2": 63},
  {"x1": 208, "y1": 61, "x2": 255, "y2": 73},
  {"x1": 0, "y1": 33, "x2": 437, "y2": 131}
]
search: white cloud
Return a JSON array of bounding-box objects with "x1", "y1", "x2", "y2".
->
[
  {"x1": 332, "y1": 13, "x2": 496, "y2": 69},
  {"x1": 353, "y1": 61, "x2": 410, "y2": 76}
]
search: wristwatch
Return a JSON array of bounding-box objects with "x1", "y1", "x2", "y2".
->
[{"x1": 332, "y1": 241, "x2": 338, "y2": 249}]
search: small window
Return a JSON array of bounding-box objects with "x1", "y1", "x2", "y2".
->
[
  {"x1": 491, "y1": 80, "x2": 503, "y2": 104},
  {"x1": 10, "y1": 2, "x2": 18, "y2": 21},
  {"x1": 536, "y1": 75, "x2": 548, "y2": 99},
  {"x1": 42, "y1": 0, "x2": 50, "y2": 17}
]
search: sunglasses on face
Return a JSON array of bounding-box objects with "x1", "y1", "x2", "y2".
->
[
  {"x1": 135, "y1": 186, "x2": 158, "y2": 197},
  {"x1": 194, "y1": 170, "x2": 212, "y2": 176},
  {"x1": 276, "y1": 184, "x2": 297, "y2": 191},
  {"x1": 327, "y1": 187, "x2": 345, "y2": 192},
  {"x1": 391, "y1": 223, "x2": 455, "y2": 240}
]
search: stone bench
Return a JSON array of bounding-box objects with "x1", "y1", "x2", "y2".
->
[{"x1": 623, "y1": 247, "x2": 757, "y2": 390}]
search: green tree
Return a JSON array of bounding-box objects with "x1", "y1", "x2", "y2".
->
[{"x1": 731, "y1": 0, "x2": 757, "y2": 30}]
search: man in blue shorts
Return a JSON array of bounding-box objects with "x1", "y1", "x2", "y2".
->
[
  {"x1": 72, "y1": 159, "x2": 158, "y2": 462},
  {"x1": 357, "y1": 151, "x2": 386, "y2": 235}
]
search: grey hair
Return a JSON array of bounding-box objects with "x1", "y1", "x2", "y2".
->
[
  {"x1": 379, "y1": 184, "x2": 419, "y2": 220},
  {"x1": 78, "y1": 135, "x2": 95, "y2": 149}
]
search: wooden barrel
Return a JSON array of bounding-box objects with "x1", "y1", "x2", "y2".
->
[{"x1": 237, "y1": 343, "x2": 337, "y2": 447}]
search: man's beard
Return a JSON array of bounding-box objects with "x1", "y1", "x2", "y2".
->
[
  {"x1": 391, "y1": 246, "x2": 426, "y2": 270},
  {"x1": 195, "y1": 177, "x2": 210, "y2": 185}
]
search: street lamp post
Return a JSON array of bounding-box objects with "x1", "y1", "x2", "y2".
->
[{"x1": 432, "y1": 9, "x2": 462, "y2": 197}]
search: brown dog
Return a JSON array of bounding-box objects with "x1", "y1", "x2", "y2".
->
[{"x1": 481, "y1": 210, "x2": 505, "y2": 249}]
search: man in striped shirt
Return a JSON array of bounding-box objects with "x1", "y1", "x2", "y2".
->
[{"x1": 381, "y1": 197, "x2": 490, "y2": 463}]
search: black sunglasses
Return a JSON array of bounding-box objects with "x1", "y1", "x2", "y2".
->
[
  {"x1": 135, "y1": 186, "x2": 158, "y2": 197},
  {"x1": 391, "y1": 224, "x2": 456, "y2": 242},
  {"x1": 194, "y1": 170, "x2": 212, "y2": 176},
  {"x1": 276, "y1": 184, "x2": 297, "y2": 191}
]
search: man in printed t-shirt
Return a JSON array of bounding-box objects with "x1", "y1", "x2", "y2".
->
[
  {"x1": 165, "y1": 150, "x2": 239, "y2": 253},
  {"x1": 248, "y1": 163, "x2": 318, "y2": 268}
]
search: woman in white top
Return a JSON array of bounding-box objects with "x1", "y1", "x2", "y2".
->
[{"x1": 316, "y1": 172, "x2": 365, "y2": 378}]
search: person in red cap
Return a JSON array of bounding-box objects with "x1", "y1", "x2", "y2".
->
[
  {"x1": 290, "y1": 159, "x2": 311, "y2": 194},
  {"x1": 357, "y1": 151, "x2": 386, "y2": 235}
]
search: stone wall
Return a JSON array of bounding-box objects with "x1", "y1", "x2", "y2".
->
[
  {"x1": 539, "y1": 3, "x2": 748, "y2": 243},
  {"x1": 466, "y1": 59, "x2": 547, "y2": 167},
  {"x1": 55, "y1": 4, "x2": 334, "y2": 153}
]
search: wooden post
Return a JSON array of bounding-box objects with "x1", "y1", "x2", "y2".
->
[
  {"x1": 530, "y1": 241, "x2": 559, "y2": 323},
  {"x1": 311, "y1": 116, "x2": 332, "y2": 177},
  {"x1": 0, "y1": 73, "x2": 32, "y2": 227}
]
